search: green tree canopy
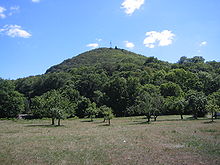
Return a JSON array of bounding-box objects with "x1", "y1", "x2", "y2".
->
[{"x1": 0, "y1": 79, "x2": 25, "y2": 118}]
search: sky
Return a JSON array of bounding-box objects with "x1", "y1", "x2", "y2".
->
[{"x1": 0, "y1": 0, "x2": 220, "y2": 79}]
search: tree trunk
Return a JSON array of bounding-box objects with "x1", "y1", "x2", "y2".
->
[
  {"x1": 52, "y1": 118, "x2": 55, "y2": 125},
  {"x1": 194, "y1": 113, "x2": 198, "y2": 119},
  {"x1": 214, "y1": 112, "x2": 217, "y2": 119},
  {"x1": 108, "y1": 119, "x2": 111, "y2": 126},
  {"x1": 58, "y1": 118, "x2": 61, "y2": 126},
  {"x1": 154, "y1": 115, "x2": 157, "y2": 121},
  {"x1": 180, "y1": 114, "x2": 183, "y2": 120},
  {"x1": 147, "y1": 115, "x2": 151, "y2": 123},
  {"x1": 103, "y1": 118, "x2": 106, "y2": 123},
  {"x1": 211, "y1": 111, "x2": 214, "y2": 122}
]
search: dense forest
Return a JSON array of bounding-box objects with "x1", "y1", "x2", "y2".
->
[{"x1": 1, "y1": 48, "x2": 220, "y2": 123}]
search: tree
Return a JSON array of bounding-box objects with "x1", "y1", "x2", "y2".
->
[
  {"x1": 173, "y1": 97, "x2": 186, "y2": 120},
  {"x1": 129, "y1": 91, "x2": 152, "y2": 123},
  {"x1": 153, "y1": 70, "x2": 166, "y2": 85},
  {"x1": 100, "y1": 105, "x2": 114, "y2": 125},
  {"x1": 85, "y1": 102, "x2": 98, "y2": 121},
  {"x1": 206, "y1": 91, "x2": 220, "y2": 121},
  {"x1": 205, "y1": 103, "x2": 219, "y2": 122},
  {"x1": 190, "y1": 56, "x2": 205, "y2": 64},
  {"x1": 160, "y1": 82, "x2": 183, "y2": 97},
  {"x1": 76, "y1": 97, "x2": 91, "y2": 118},
  {"x1": 104, "y1": 77, "x2": 128, "y2": 117},
  {"x1": 31, "y1": 90, "x2": 73, "y2": 125},
  {"x1": 151, "y1": 94, "x2": 164, "y2": 121},
  {"x1": 0, "y1": 79, "x2": 25, "y2": 118},
  {"x1": 92, "y1": 90, "x2": 106, "y2": 107},
  {"x1": 178, "y1": 56, "x2": 205, "y2": 64},
  {"x1": 197, "y1": 71, "x2": 213, "y2": 95},
  {"x1": 165, "y1": 68, "x2": 198, "y2": 92},
  {"x1": 186, "y1": 90, "x2": 207, "y2": 119},
  {"x1": 50, "y1": 108, "x2": 67, "y2": 126},
  {"x1": 126, "y1": 77, "x2": 141, "y2": 108},
  {"x1": 178, "y1": 56, "x2": 188, "y2": 64},
  {"x1": 31, "y1": 96, "x2": 46, "y2": 118}
]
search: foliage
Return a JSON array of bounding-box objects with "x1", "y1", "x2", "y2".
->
[
  {"x1": 160, "y1": 82, "x2": 183, "y2": 97},
  {"x1": 2, "y1": 48, "x2": 220, "y2": 119},
  {"x1": 172, "y1": 97, "x2": 187, "y2": 119},
  {"x1": 75, "y1": 96, "x2": 91, "y2": 118},
  {"x1": 128, "y1": 91, "x2": 153, "y2": 123},
  {"x1": 99, "y1": 105, "x2": 114, "y2": 125},
  {"x1": 185, "y1": 90, "x2": 207, "y2": 119},
  {"x1": 31, "y1": 89, "x2": 75, "y2": 125},
  {"x1": 0, "y1": 79, "x2": 25, "y2": 118},
  {"x1": 206, "y1": 90, "x2": 220, "y2": 121},
  {"x1": 85, "y1": 102, "x2": 98, "y2": 121}
]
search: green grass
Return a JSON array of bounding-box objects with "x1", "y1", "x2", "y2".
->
[{"x1": 0, "y1": 116, "x2": 219, "y2": 165}]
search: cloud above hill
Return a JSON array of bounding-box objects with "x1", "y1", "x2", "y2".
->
[
  {"x1": 0, "y1": 25, "x2": 32, "y2": 38},
  {"x1": 121, "y1": 0, "x2": 145, "y2": 15},
  {"x1": 87, "y1": 43, "x2": 99, "y2": 49},
  {"x1": 124, "y1": 41, "x2": 135, "y2": 49},
  {"x1": 143, "y1": 30, "x2": 175, "y2": 48},
  {"x1": 199, "y1": 41, "x2": 207, "y2": 47}
]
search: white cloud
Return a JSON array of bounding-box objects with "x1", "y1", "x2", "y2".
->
[
  {"x1": 86, "y1": 43, "x2": 99, "y2": 49},
  {"x1": 9, "y1": 6, "x2": 20, "y2": 16},
  {"x1": 199, "y1": 41, "x2": 207, "y2": 47},
  {"x1": 143, "y1": 30, "x2": 175, "y2": 48},
  {"x1": 96, "y1": 38, "x2": 102, "y2": 42},
  {"x1": 32, "y1": 0, "x2": 41, "y2": 3},
  {"x1": 0, "y1": 6, "x2": 6, "y2": 19},
  {"x1": 0, "y1": 25, "x2": 32, "y2": 38},
  {"x1": 121, "y1": 0, "x2": 145, "y2": 15},
  {"x1": 124, "y1": 41, "x2": 135, "y2": 49}
]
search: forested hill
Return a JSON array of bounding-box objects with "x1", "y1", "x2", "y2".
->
[
  {"x1": 1, "y1": 47, "x2": 220, "y2": 119},
  {"x1": 46, "y1": 48, "x2": 151, "y2": 73}
]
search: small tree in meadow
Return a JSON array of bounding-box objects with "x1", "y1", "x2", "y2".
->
[
  {"x1": 105, "y1": 109, "x2": 114, "y2": 126},
  {"x1": 100, "y1": 105, "x2": 114, "y2": 125},
  {"x1": 31, "y1": 90, "x2": 73, "y2": 125},
  {"x1": 86, "y1": 102, "x2": 98, "y2": 121},
  {"x1": 206, "y1": 93, "x2": 220, "y2": 122},
  {"x1": 205, "y1": 103, "x2": 219, "y2": 122},
  {"x1": 186, "y1": 90, "x2": 207, "y2": 119},
  {"x1": 151, "y1": 95, "x2": 164, "y2": 121},
  {"x1": 173, "y1": 97, "x2": 186, "y2": 120},
  {"x1": 50, "y1": 108, "x2": 67, "y2": 126},
  {"x1": 128, "y1": 91, "x2": 152, "y2": 123}
]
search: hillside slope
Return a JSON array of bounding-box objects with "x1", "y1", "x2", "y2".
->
[{"x1": 46, "y1": 48, "x2": 148, "y2": 73}]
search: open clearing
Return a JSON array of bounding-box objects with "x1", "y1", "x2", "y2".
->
[{"x1": 0, "y1": 116, "x2": 220, "y2": 165}]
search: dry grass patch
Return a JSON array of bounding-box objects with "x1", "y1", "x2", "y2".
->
[{"x1": 0, "y1": 116, "x2": 219, "y2": 165}]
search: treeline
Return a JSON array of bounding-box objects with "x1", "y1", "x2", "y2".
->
[{"x1": 1, "y1": 48, "x2": 220, "y2": 123}]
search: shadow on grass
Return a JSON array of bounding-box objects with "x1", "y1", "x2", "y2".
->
[
  {"x1": 80, "y1": 120, "x2": 93, "y2": 122},
  {"x1": 98, "y1": 124, "x2": 111, "y2": 127},
  {"x1": 158, "y1": 116, "x2": 211, "y2": 122},
  {"x1": 157, "y1": 118, "x2": 182, "y2": 122},
  {"x1": 25, "y1": 124, "x2": 65, "y2": 128},
  {"x1": 203, "y1": 121, "x2": 216, "y2": 124},
  {"x1": 129, "y1": 116, "x2": 217, "y2": 125},
  {"x1": 129, "y1": 120, "x2": 151, "y2": 125}
]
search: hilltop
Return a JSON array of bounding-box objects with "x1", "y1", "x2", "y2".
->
[{"x1": 46, "y1": 48, "x2": 150, "y2": 73}]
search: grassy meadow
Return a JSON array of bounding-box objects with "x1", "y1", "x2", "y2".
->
[{"x1": 0, "y1": 115, "x2": 219, "y2": 165}]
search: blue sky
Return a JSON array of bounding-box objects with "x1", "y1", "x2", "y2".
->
[{"x1": 0, "y1": 0, "x2": 220, "y2": 79}]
